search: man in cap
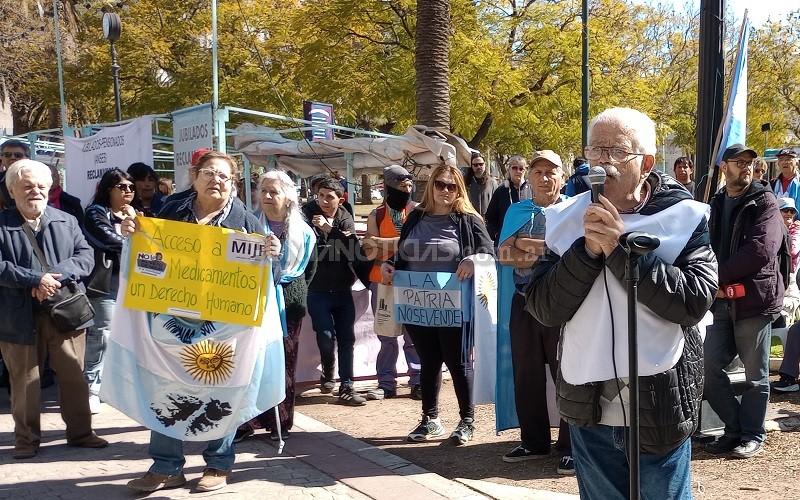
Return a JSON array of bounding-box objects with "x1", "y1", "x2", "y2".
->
[
  {"x1": 496, "y1": 150, "x2": 573, "y2": 474},
  {"x1": 362, "y1": 166, "x2": 421, "y2": 400},
  {"x1": 705, "y1": 143, "x2": 785, "y2": 459},
  {"x1": 0, "y1": 139, "x2": 31, "y2": 209},
  {"x1": 771, "y1": 148, "x2": 800, "y2": 210}
]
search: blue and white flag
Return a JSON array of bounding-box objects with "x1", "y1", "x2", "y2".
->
[
  {"x1": 100, "y1": 242, "x2": 285, "y2": 441},
  {"x1": 714, "y1": 12, "x2": 750, "y2": 167}
]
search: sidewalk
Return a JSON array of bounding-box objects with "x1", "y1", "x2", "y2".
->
[{"x1": 0, "y1": 387, "x2": 497, "y2": 500}]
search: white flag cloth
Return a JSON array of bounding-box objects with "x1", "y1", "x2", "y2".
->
[
  {"x1": 465, "y1": 253, "x2": 498, "y2": 404},
  {"x1": 100, "y1": 243, "x2": 285, "y2": 441}
]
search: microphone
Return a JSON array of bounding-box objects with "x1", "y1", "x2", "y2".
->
[
  {"x1": 619, "y1": 232, "x2": 660, "y2": 256},
  {"x1": 587, "y1": 166, "x2": 606, "y2": 203}
]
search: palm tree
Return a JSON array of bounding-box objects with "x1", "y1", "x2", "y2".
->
[{"x1": 415, "y1": 0, "x2": 450, "y2": 130}]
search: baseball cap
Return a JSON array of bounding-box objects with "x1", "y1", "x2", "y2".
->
[
  {"x1": 190, "y1": 147, "x2": 214, "y2": 166},
  {"x1": 383, "y1": 165, "x2": 413, "y2": 189},
  {"x1": 721, "y1": 144, "x2": 757, "y2": 162},
  {"x1": 530, "y1": 150, "x2": 563, "y2": 169},
  {"x1": 779, "y1": 197, "x2": 797, "y2": 212},
  {"x1": 777, "y1": 148, "x2": 798, "y2": 158}
]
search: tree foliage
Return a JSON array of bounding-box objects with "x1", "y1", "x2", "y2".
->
[{"x1": 4, "y1": 0, "x2": 799, "y2": 162}]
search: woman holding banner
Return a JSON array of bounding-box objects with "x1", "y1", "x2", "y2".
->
[
  {"x1": 123, "y1": 151, "x2": 281, "y2": 494},
  {"x1": 235, "y1": 170, "x2": 316, "y2": 442},
  {"x1": 83, "y1": 168, "x2": 136, "y2": 414},
  {"x1": 381, "y1": 165, "x2": 494, "y2": 446}
]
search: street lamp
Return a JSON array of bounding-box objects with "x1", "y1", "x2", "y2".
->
[{"x1": 102, "y1": 12, "x2": 122, "y2": 122}]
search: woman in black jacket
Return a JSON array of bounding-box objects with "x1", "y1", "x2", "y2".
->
[
  {"x1": 381, "y1": 164, "x2": 494, "y2": 446},
  {"x1": 83, "y1": 168, "x2": 136, "y2": 413}
]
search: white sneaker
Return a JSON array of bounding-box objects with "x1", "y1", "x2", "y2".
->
[{"x1": 89, "y1": 395, "x2": 102, "y2": 414}]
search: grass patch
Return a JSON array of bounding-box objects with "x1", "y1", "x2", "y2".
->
[{"x1": 772, "y1": 335, "x2": 785, "y2": 358}]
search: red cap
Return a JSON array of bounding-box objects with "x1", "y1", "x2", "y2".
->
[{"x1": 191, "y1": 147, "x2": 214, "y2": 166}]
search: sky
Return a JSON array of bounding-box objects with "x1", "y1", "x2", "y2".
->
[{"x1": 637, "y1": 0, "x2": 800, "y2": 26}]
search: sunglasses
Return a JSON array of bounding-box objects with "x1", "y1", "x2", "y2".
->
[
  {"x1": 509, "y1": 166, "x2": 526, "y2": 172},
  {"x1": 472, "y1": 162, "x2": 485, "y2": 167},
  {"x1": 397, "y1": 174, "x2": 414, "y2": 181},
  {"x1": 754, "y1": 169, "x2": 765, "y2": 174},
  {"x1": 433, "y1": 180, "x2": 458, "y2": 192},
  {"x1": 115, "y1": 183, "x2": 135, "y2": 192},
  {"x1": 781, "y1": 208, "x2": 797, "y2": 214},
  {"x1": 2, "y1": 152, "x2": 26, "y2": 159}
]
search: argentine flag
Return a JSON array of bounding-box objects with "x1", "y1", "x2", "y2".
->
[{"x1": 100, "y1": 242, "x2": 285, "y2": 441}]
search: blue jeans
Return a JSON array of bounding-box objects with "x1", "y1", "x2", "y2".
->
[
  {"x1": 307, "y1": 291, "x2": 355, "y2": 385},
  {"x1": 149, "y1": 431, "x2": 236, "y2": 475},
  {"x1": 84, "y1": 296, "x2": 115, "y2": 397},
  {"x1": 570, "y1": 425, "x2": 692, "y2": 500},
  {"x1": 704, "y1": 301, "x2": 771, "y2": 443},
  {"x1": 369, "y1": 283, "x2": 421, "y2": 391}
]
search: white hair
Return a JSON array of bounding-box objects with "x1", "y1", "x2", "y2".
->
[
  {"x1": 258, "y1": 170, "x2": 301, "y2": 227},
  {"x1": 589, "y1": 107, "x2": 657, "y2": 156},
  {"x1": 5, "y1": 159, "x2": 53, "y2": 192}
]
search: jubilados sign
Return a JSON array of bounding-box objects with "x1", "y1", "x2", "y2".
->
[
  {"x1": 124, "y1": 217, "x2": 271, "y2": 326},
  {"x1": 393, "y1": 270, "x2": 465, "y2": 327}
]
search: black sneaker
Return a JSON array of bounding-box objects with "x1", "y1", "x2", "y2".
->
[
  {"x1": 502, "y1": 444, "x2": 550, "y2": 463},
  {"x1": 771, "y1": 374, "x2": 800, "y2": 393},
  {"x1": 731, "y1": 440, "x2": 764, "y2": 459},
  {"x1": 407, "y1": 416, "x2": 445, "y2": 441},
  {"x1": 338, "y1": 386, "x2": 366, "y2": 406},
  {"x1": 410, "y1": 384, "x2": 423, "y2": 401},
  {"x1": 449, "y1": 417, "x2": 475, "y2": 446},
  {"x1": 365, "y1": 388, "x2": 396, "y2": 400},
  {"x1": 557, "y1": 455, "x2": 576, "y2": 475},
  {"x1": 320, "y1": 377, "x2": 335, "y2": 394},
  {"x1": 233, "y1": 427, "x2": 254, "y2": 443},
  {"x1": 705, "y1": 435, "x2": 740, "y2": 455}
]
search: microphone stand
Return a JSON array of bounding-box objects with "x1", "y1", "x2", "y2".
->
[{"x1": 620, "y1": 232, "x2": 660, "y2": 500}]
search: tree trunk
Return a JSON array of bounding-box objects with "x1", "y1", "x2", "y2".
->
[{"x1": 415, "y1": 0, "x2": 450, "y2": 130}]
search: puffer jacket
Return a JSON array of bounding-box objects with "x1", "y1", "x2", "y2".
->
[{"x1": 527, "y1": 172, "x2": 718, "y2": 455}]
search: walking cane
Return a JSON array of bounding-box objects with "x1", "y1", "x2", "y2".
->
[
  {"x1": 274, "y1": 406, "x2": 285, "y2": 454},
  {"x1": 619, "y1": 232, "x2": 660, "y2": 500}
]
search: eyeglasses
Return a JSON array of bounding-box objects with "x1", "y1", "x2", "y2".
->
[
  {"x1": 114, "y1": 183, "x2": 135, "y2": 192},
  {"x1": 1, "y1": 152, "x2": 26, "y2": 159},
  {"x1": 197, "y1": 168, "x2": 232, "y2": 183},
  {"x1": 509, "y1": 166, "x2": 526, "y2": 172},
  {"x1": 754, "y1": 169, "x2": 765, "y2": 174},
  {"x1": 433, "y1": 180, "x2": 458, "y2": 192},
  {"x1": 728, "y1": 159, "x2": 754, "y2": 168},
  {"x1": 584, "y1": 146, "x2": 646, "y2": 163}
]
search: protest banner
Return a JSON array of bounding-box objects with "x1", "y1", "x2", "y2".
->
[
  {"x1": 64, "y1": 117, "x2": 154, "y2": 207},
  {"x1": 172, "y1": 104, "x2": 213, "y2": 190},
  {"x1": 124, "y1": 217, "x2": 270, "y2": 327},
  {"x1": 393, "y1": 270, "x2": 467, "y2": 327}
]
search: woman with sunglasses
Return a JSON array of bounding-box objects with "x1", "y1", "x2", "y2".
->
[
  {"x1": 485, "y1": 156, "x2": 529, "y2": 245},
  {"x1": 83, "y1": 168, "x2": 137, "y2": 413},
  {"x1": 381, "y1": 165, "x2": 494, "y2": 445}
]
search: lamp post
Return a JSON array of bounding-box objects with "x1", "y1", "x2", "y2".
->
[
  {"x1": 102, "y1": 12, "x2": 122, "y2": 122},
  {"x1": 761, "y1": 122, "x2": 771, "y2": 155},
  {"x1": 581, "y1": 0, "x2": 589, "y2": 148}
]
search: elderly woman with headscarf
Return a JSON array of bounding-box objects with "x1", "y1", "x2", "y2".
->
[
  {"x1": 235, "y1": 170, "x2": 316, "y2": 442},
  {"x1": 123, "y1": 151, "x2": 281, "y2": 494},
  {"x1": 0, "y1": 159, "x2": 106, "y2": 459}
]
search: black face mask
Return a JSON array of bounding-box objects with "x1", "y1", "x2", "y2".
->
[{"x1": 385, "y1": 185, "x2": 411, "y2": 210}]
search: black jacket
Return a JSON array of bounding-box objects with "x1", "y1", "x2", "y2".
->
[
  {"x1": 303, "y1": 202, "x2": 369, "y2": 292},
  {"x1": 709, "y1": 181, "x2": 785, "y2": 320},
  {"x1": 55, "y1": 190, "x2": 85, "y2": 229},
  {"x1": 392, "y1": 209, "x2": 495, "y2": 270},
  {"x1": 0, "y1": 207, "x2": 95, "y2": 345},
  {"x1": 527, "y1": 172, "x2": 718, "y2": 455},
  {"x1": 485, "y1": 180, "x2": 528, "y2": 245},
  {"x1": 158, "y1": 196, "x2": 264, "y2": 234}
]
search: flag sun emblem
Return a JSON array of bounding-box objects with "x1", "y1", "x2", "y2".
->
[{"x1": 179, "y1": 340, "x2": 235, "y2": 384}]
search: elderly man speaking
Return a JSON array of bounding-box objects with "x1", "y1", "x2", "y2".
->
[
  {"x1": 527, "y1": 108, "x2": 717, "y2": 499},
  {"x1": 0, "y1": 159, "x2": 106, "y2": 459}
]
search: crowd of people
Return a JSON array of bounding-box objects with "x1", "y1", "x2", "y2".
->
[{"x1": 0, "y1": 109, "x2": 799, "y2": 498}]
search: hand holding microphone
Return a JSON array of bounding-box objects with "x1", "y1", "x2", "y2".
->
[{"x1": 583, "y1": 166, "x2": 625, "y2": 256}]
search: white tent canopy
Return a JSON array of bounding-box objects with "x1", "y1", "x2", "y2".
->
[{"x1": 233, "y1": 124, "x2": 474, "y2": 177}]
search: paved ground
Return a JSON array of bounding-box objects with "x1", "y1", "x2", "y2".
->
[{"x1": 0, "y1": 386, "x2": 564, "y2": 500}]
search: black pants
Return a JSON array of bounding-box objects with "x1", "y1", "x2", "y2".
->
[
  {"x1": 405, "y1": 324, "x2": 474, "y2": 420},
  {"x1": 509, "y1": 293, "x2": 570, "y2": 453}
]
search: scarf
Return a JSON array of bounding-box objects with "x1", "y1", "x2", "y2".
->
[{"x1": 258, "y1": 209, "x2": 316, "y2": 336}]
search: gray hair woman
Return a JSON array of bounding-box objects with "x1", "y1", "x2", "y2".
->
[
  {"x1": 236, "y1": 170, "x2": 317, "y2": 442},
  {"x1": 0, "y1": 159, "x2": 105, "y2": 459}
]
